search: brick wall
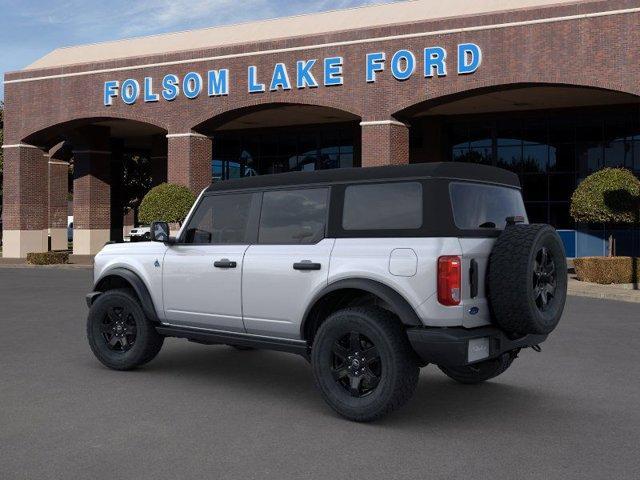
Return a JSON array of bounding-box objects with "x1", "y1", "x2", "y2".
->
[
  {"x1": 2, "y1": 146, "x2": 48, "y2": 230},
  {"x1": 5, "y1": 1, "x2": 639, "y2": 146}
]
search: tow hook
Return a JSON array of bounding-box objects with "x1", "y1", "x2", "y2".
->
[{"x1": 531, "y1": 344, "x2": 542, "y2": 353}]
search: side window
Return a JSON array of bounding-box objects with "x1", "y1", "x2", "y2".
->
[
  {"x1": 183, "y1": 193, "x2": 254, "y2": 244},
  {"x1": 259, "y1": 188, "x2": 329, "y2": 244},
  {"x1": 342, "y1": 182, "x2": 423, "y2": 230}
]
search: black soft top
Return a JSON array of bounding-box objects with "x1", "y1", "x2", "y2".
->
[{"x1": 205, "y1": 162, "x2": 520, "y2": 193}]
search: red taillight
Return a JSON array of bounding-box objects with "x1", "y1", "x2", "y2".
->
[{"x1": 438, "y1": 256, "x2": 461, "y2": 306}]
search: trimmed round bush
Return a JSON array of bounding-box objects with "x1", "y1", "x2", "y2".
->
[
  {"x1": 570, "y1": 168, "x2": 640, "y2": 224},
  {"x1": 138, "y1": 183, "x2": 196, "y2": 225}
]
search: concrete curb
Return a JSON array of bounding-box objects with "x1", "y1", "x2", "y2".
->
[
  {"x1": 568, "y1": 278, "x2": 640, "y2": 304},
  {"x1": 0, "y1": 264, "x2": 92, "y2": 270}
]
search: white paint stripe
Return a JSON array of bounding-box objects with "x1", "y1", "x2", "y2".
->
[
  {"x1": 4, "y1": 7, "x2": 639, "y2": 85},
  {"x1": 1, "y1": 143, "x2": 42, "y2": 149},
  {"x1": 360, "y1": 120, "x2": 408, "y2": 127},
  {"x1": 166, "y1": 133, "x2": 211, "y2": 139}
]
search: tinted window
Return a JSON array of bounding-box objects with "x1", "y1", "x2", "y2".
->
[
  {"x1": 342, "y1": 182, "x2": 423, "y2": 230},
  {"x1": 450, "y1": 182, "x2": 528, "y2": 230},
  {"x1": 183, "y1": 193, "x2": 254, "y2": 244},
  {"x1": 259, "y1": 188, "x2": 328, "y2": 244}
]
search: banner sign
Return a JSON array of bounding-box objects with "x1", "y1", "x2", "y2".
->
[{"x1": 104, "y1": 43, "x2": 482, "y2": 106}]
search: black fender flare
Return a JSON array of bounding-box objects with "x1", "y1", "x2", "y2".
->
[
  {"x1": 92, "y1": 268, "x2": 159, "y2": 322},
  {"x1": 301, "y1": 278, "x2": 423, "y2": 338}
]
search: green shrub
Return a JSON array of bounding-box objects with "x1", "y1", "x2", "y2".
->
[
  {"x1": 27, "y1": 251, "x2": 69, "y2": 265},
  {"x1": 138, "y1": 183, "x2": 196, "y2": 225},
  {"x1": 573, "y1": 256, "x2": 640, "y2": 284},
  {"x1": 570, "y1": 168, "x2": 640, "y2": 224}
]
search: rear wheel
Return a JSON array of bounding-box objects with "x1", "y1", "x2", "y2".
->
[
  {"x1": 87, "y1": 289, "x2": 164, "y2": 370},
  {"x1": 311, "y1": 306, "x2": 419, "y2": 422},
  {"x1": 438, "y1": 352, "x2": 516, "y2": 385}
]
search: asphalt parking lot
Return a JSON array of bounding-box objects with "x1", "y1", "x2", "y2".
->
[{"x1": 1, "y1": 267, "x2": 639, "y2": 480}]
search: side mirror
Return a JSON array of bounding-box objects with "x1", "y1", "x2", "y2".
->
[{"x1": 150, "y1": 221, "x2": 170, "y2": 243}]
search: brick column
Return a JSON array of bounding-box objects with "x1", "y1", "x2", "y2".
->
[
  {"x1": 360, "y1": 120, "x2": 410, "y2": 167},
  {"x1": 73, "y1": 150, "x2": 111, "y2": 255},
  {"x1": 71, "y1": 127, "x2": 112, "y2": 255},
  {"x1": 167, "y1": 132, "x2": 212, "y2": 194},
  {"x1": 150, "y1": 134, "x2": 168, "y2": 187},
  {"x1": 48, "y1": 151, "x2": 69, "y2": 251},
  {"x1": 1, "y1": 144, "x2": 49, "y2": 258}
]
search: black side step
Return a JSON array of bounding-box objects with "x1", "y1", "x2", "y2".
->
[{"x1": 156, "y1": 325, "x2": 310, "y2": 358}]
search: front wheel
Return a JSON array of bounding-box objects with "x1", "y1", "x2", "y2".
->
[
  {"x1": 87, "y1": 289, "x2": 164, "y2": 370},
  {"x1": 438, "y1": 351, "x2": 516, "y2": 385},
  {"x1": 311, "y1": 307, "x2": 419, "y2": 422}
]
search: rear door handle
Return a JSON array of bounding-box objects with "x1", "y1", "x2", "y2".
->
[
  {"x1": 214, "y1": 258, "x2": 237, "y2": 269},
  {"x1": 293, "y1": 261, "x2": 321, "y2": 271}
]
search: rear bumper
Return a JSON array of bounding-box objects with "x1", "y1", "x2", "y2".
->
[{"x1": 407, "y1": 326, "x2": 547, "y2": 367}]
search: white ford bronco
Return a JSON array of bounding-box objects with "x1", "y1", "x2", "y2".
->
[{"x1": 86, "y1": 163, "x2": 567, "y2": 421}]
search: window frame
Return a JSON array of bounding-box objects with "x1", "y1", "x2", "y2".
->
[
  {"x1": 330, "y1": 180, "x2": 431, "y2": 238},
  {"x1": 177, "y1": 191, "x2": 262, "y2": 246},
  {"x1": 448, "y1": 181, "x2": 528, "y2": 231},
  {"x1": 341, "y1": 181, "x2": 424, "y2": 232},
  {"x1": 256, "y1": 186, "x2": 331, "y2": 245}
]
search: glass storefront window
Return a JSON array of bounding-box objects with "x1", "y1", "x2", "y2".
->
[
  {"x1": 441, "y1": 105, "x2": 640, "y2": 227},
  {"x1": 211, "y1": 123, "x2": 358, "y2": 181}
]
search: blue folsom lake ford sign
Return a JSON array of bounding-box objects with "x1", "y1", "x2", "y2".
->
[{"x1": 103, "y1": 43, "x2": 482, "y2": 106}]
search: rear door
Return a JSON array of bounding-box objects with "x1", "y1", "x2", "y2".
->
[
  {"x1": 449, "y1": 182, "x2": 528, "y2": 327},
  {"x1": 162, "y1": 192, "x2": 259, "y2": 332},
  {"x1": 242, "y1": 187, "x2": 333, "y2": 339}
]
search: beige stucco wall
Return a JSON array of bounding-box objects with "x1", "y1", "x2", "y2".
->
[{"x1": 2, "y1": 230, "x2": 48, "y2": 258}]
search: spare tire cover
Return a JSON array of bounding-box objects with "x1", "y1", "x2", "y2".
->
[{"x1": 487, "y1": 224, "x2": 567, "y2": 335}]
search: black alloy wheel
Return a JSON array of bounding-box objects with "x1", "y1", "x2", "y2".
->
[
  {"x1": 331, "y1": 331, "x2": 382, "y2": 398},
  {"x1": 487, "y1": 223, "x2": 567, "y2": 335},
  {"x1": 87, "y1": 289, "x2": 164, "y2": 371},
  {"x1": 101, "y1": 305, "x2": 137, "y2": 352},
  {"x1": 533, "y1": 247, "x2": 556, "y2": 312},
  {"x1": 311, "y1": 306, "x2": 419, "y2": 422}
]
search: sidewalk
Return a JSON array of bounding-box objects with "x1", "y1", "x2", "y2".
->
[
  {"x1": 568, "y1": 277, "x2": 640, "y2": 304},
  {"x1": 0, "y1": 254, "x2": 93, "y2": 268}
]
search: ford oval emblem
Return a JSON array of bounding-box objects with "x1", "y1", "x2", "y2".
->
[{"x1": 469, "y1": 307, "x2": 480, "y2": 315}]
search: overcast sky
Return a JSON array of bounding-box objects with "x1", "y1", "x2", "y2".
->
[{"x1": 0, "y1": 0, "x2": 399, "y2": 100}]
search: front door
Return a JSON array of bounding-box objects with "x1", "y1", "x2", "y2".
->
[
  {"x1": 242, "y1": 187, "x2": 332, "y2": 339},
  {"x1": 162, "y1": 192, "x2": 259, "y2": 331}
]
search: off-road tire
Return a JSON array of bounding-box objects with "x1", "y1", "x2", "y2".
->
[
  {"x1": 488, "y1": 224, "x2": 567, "y2": 335},
  {"x1": 87, "y1": 288, "x2": 164, "y2": 370},
  {"x1": 439, "y1": 352, "x2": 516, "y2": 385},
  {"x1": 311, "y1": 306, "x2": 419, "y2": 422}
]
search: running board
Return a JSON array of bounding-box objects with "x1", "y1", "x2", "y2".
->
[{"x1": 156, "y1": 325, "x2": 310, "y2": 358}]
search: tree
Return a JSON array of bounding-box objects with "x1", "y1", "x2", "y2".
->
[
  {"x1": 138, "y1": 183, "x2": 196, "y2": 226},
  {"x1": 120, "y1": 154, "x2": 152, "y2": 224},
  {"x1": 570, "y1": 168, "x2": 640, "y2": 256}
]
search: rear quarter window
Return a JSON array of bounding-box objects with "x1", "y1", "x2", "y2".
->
[
  {"x1": 342, "y1": 182, "x2": 423, "y2": 230},
  {"x1": 449, "y1": 182, "x2": 527, "y2": 230}
]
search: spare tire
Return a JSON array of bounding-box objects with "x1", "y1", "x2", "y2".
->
[{"x1": 487, "y1": 224, "x2": 567, "y2": 335}]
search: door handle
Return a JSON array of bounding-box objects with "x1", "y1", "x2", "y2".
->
[
  {"x1": 214, "y1": 258, "x2": 237, "y2": 269},
  {"x1": 293, "y1": 261, "x2": 321, "y2": 271}
]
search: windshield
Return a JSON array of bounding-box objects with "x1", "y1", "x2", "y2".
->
[{"x1": 449, "y1": 182, "x2": 528, "y2": 230}]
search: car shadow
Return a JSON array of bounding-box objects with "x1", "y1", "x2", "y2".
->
[{"x1": 129, "y1": 342, "x2": 562, "y2": 428}]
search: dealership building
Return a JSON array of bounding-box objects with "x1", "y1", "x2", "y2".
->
[{"x1": 3, "y1": 0, "x2": 640, "y2": 257}]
